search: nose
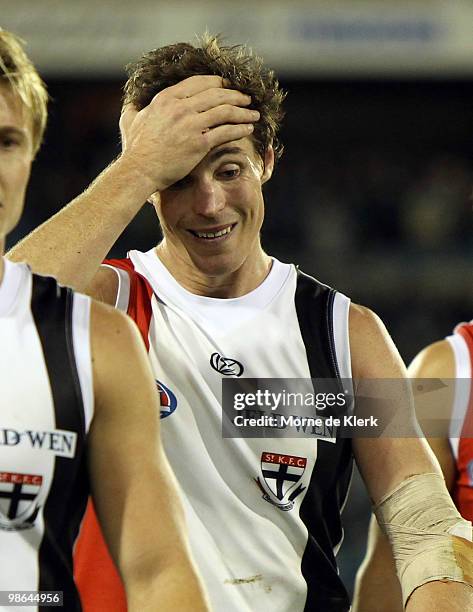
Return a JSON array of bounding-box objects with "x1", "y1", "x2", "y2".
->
[{"x1": 192, "y1": 178, "x2": 225, "y2": 217}]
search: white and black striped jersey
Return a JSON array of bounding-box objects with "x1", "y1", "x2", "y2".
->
[
  {"x1": 96, "y1": 250, "x2": 354, "y2": 612},
  {"x1": 0, "y1": 259, "x2": 93, "y2": 612}
]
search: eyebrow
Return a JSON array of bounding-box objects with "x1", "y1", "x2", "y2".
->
[{"x1": 209, "y1": 146, "x2": 245, "y2": 163}]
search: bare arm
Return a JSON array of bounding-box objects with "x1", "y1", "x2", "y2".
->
[
  {"x1": 350, "y1": 307, "x2": 473, "y2": 611},
  {"x1": 88, "y1": 301, "x2": 209, "y2": 611},
  {"x1": 352, "y1": 514, "x2": 403, "y2": 612},
  {"x1": 8, "y1": 75, "x2": 258, "y2": 299},
  {"x1": 350, "y1": 305, "x2": 440, "y2": 503},
  {"x1": 8, "y1": 157, "x2": 151, "y2": 299},
  {"x1": 353, "y1": 340, "x2": 457, "y2": 612}
]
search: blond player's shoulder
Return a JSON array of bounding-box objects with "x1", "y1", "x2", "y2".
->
[
  {"x1": 89, "y1": 299, "x2": 147, "y2": 378},
  {"x1": 88, "y1": 298, "x2": 156, "y2": 425},
  {"x1": 90, "y1": 298, "x2": 136, "y2": 340}
]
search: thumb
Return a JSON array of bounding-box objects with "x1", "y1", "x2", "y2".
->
[{"x1": 119, "y1": 104, "x2": 139, "y2": 150}]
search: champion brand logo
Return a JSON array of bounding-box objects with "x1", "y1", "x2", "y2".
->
[
  {"x1": 156, "y1": 380, "x2": 178, "y2": 419},
  {"x1": 210, "y1": 352, "x2": 244, "y2": 377}
]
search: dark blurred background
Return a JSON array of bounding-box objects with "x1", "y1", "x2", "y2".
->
[
  {"x1": 4, "y1": 0, "x2": 473, "y2": 599},
  {"x1": 10, "y1": 78, "x2": 473, "y2": 364}
]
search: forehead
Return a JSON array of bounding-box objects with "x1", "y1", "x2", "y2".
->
[
  {"x1": 0, "y1": 82, "x2": 31, "y2": 133},
  {"x1": 203, "y1": 136, "x2": 260, "y2": 166}
]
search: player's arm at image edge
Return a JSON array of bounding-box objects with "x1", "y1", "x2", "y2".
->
[
  {"x1": 349, "y1": 307, "x2": 473, "y2": 610},
  {"x1": 352, "y1": 339, "x2": 457, "y2": 611},
  {"x1": 87, "y1": 301, "x2": 209, "y2": 611}
]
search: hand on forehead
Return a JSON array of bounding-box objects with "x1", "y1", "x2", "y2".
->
[
  {"x1": 119, "y1": 74, "x2": 252, "y2": 148},
  {"x1": 117, "y1": 73, "x2": 258, "y2": 192},
  {"x1": 120, "y1": 74, "x2": 225, "y2": 122}
]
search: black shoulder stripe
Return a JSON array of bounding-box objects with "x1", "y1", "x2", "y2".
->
[
  {"x1": 30, "y1": 274, "x2": 88, "y2": 611},
  {"x1": 294, "y1": 269, "x2": 339, "y2": 380},
  {"x1": 295, "y1": 269, "x2": 352, "y2": 611},
  {"x1": 30, "y1": 277, "x2": 84, "y2": 427}
]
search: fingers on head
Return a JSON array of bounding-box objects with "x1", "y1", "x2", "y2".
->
[
  {"x1": 202, "y1": 105, "x2": 259, "y2": 128},
  {"x1": 188, "y1": 88, "x2": 251, "y2": 113},
  {"x1": 170, "y1": 74, "x2": 225, "y2": 99},
  {"x1": 205, "y1": 123, "x2": 254, "y2": 149}
]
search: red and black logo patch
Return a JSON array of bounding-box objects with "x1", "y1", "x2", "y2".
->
[
  {"x1": 256, "y1": 452, "x2": 307, "y2": 511},
  {"x1": 0, "y1": 472, "x2": 43, "y2": 530}
]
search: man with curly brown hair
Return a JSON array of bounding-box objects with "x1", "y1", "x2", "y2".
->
[{"x1": 10, "y1": 35, "x2": 473, "y2": 612}]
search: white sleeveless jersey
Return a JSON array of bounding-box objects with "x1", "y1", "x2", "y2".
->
[
  {"x1": 106, "y1": 249, "x2": 354, "y2": 612},
  {"x1": 0, "y1": 259, "x2": 93, "y2": 612}
]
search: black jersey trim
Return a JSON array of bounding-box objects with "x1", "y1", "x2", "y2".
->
[
  {"x1": 295, "y1": 270, "x2": 352, "y2": 611},
  {"x1": 30, "y1": 275, "x2": 88, "y2": 612},
  {"x1": 326, "y1": 289, "x2": 342, "y2": 381},
  {"x1": 295, "y1": 269, "x2": 336, "y2": 379}
]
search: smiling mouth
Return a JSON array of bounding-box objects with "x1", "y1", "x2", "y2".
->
[{"x1": 188, "y1": 223, "x2": 236, "y2": 240}]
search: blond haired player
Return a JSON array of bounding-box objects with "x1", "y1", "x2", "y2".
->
[{"x1": 0, "y1": 29, "x2": 208, "y2": 612}]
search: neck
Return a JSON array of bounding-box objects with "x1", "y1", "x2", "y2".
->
[{"x1": 155, "y1": 241, "x2": 272, "y2": 298}]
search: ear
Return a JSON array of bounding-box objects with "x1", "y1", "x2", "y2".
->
[{"x1": 261, "y1": 145, "x2": 275, "y2": 184}]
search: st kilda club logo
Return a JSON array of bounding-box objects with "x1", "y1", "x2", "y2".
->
[
  {"x1": 210, "y1": 352, "x2": 244, "y2": 377},
  {"x1": 255, "y1": 452, "x2": 307, "y2": 511},
  {"x1": 0, "y1": 472, "x2": 43, "y2": 531}
]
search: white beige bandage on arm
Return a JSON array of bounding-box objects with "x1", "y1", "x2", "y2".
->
[{"x1": 373, "y1": 472, "x2": 473, "y2": 607}]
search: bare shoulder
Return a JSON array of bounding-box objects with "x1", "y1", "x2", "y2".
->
[
  {"x1": 408, "y1": 339, "x2": 455, "y2": 379},
  {"x1": 89, "y1": 299, "x2": 150, "y2": 399},
  {"x1": 85, "y1": 266, "x2": 119, "y2": 306},
  {"x1": 349, "y1": 302, "x2": 381, "y2": 328},
  {"x1": 349, "y1": 303, "x2": 393, "y2": 345},
  {"x1": 349, "y1": 303, "x2": 404, "y2": 379},
  {"x1": 90, "y1": 298, "x2": 138, "y2": 346},
  {"x1": 409, "y1": 339, "x2": 456, "y2": 456}
]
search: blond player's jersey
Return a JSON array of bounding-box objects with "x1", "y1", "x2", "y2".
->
[
  {"x1": 76, "y1": 250, "x2": 354, "y2": 612},
  {"x1": 0, "y1": 259, "x2": 93, "y2": 612}
]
